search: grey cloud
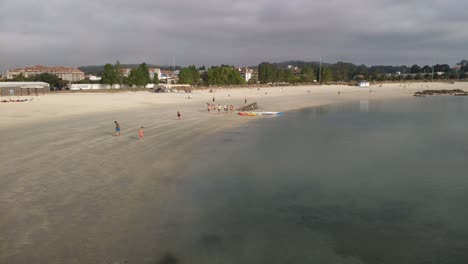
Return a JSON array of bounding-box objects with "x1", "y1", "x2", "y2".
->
[{"x1": 1, "y1": 0, "x2": 467, "y2": 73}]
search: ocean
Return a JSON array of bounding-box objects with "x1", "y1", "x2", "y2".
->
[{"x1": 152, "y1": 96, "x2": 468, "y2": 264}]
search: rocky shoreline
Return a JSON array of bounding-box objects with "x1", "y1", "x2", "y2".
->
[{"x1": 414, "y1": 89, "x2": 468, "y2": 97}]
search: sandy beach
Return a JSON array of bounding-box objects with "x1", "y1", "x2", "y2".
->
[{"x1": 0, "y1": 82, "x2": 466, "y2": 263}]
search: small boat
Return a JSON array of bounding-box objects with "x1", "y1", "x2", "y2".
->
[
  {"x1": 238, "y1": 112, "x2": 257, "y2": 116},
  {"x1": 253, "y1": 112, "x2": 284, "y2": 116},
  {"x1": 238, "y1": 111, "x2": 284, "y2": 116}
]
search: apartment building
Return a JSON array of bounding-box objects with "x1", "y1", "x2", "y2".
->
[{"x1": 6, "y1": 65, "x2": 85, "y2": 82}]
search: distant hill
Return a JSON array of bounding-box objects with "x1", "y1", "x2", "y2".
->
[
  {"x1": 78, "y1": 64, "x2": 182, "y2": 75},
  {"x1": 272, "y1": 60, "x2": 332, "y2": 69}
]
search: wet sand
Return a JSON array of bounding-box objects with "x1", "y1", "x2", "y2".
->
[{"x1": 0, "y1": 82, "x2": 465, "y2": 263}]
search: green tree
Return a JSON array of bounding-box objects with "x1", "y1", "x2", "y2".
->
[
  {"x1": 178, "y1": 65, "x2": 200, "y2": 85},
  {"x1": 115, "y1": 60, "x2": 124, "y2": 85},
  {"x1": 448, "y1": 70, "x2": 458, "y2": 79},
  {"x1": 12, "y1": 73, "x2": 26, "y2": 82},
  {"x1": 318, "y1": 66, "x2": 333, "y2": 83},
  {"x1": 300, "y1": 66, "x2": 315, "y2": 82},
  {"x1": 410, "y1": 64, "x2": 421, "y2": 73},
  {"x1": 354, "y1": 64, "x2": 369, "y2": 79},
  {"x1": 128, "y1": 63, "x2": 151, "y2": 87},
  {"x1": 405, "y1": 74, "x2": 414, "y2": 81},
  {"x1": 32, "y1": 73, "x2": 63, "y2": 88},
  {"x1": 101, "y1": 64, "x2": 117, "y2": 86},
  {"x1": 153, "y1": 74, "x2": 159, "y2": 84},
  {"x1": 276, "y1": 69, "x2": 294, "y2": 83},
  {"x1": 333, "y1": 61, "x2": 354, "y2": 81},
  {"x1": 421, "y1": 65, "x2": 432, "y2": 73},
  {"x1": 205, "y1": 66, "x2": 245, "y2": 85},
  {"x1": 258, "y1": 62, "x2": 278, "y2": 83}
]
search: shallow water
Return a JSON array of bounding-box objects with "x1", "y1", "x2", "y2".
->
[{"x1": 155, "y1": 97, "x2": 468, "y2": 264}]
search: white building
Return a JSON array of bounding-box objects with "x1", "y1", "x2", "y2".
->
[
  {"x1": 0, "y1": 82, "x2": 50, "y2": 96},
  {"x1": 88, "y1": 75, "x2": 102, "y2": 81},
  {"x1": 69, "y1": 83, "x2": 122, "y2": 90},
  {"x1": 148, "y1": 68, "x2": 162, "y2": 81},
  {"x1": 357, "y1": 81, "x2": 370, "y2": 87},
  {"x1": 121, "y1": 68, "x2": 132, "y2": 77},
  {"x1": 238, "y1": 67, "x2": 253, "y2": 82},
  {"x1": 243, "y1": 72, "x2": 252, "y2": 82}
]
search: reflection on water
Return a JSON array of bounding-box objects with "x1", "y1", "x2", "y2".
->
[
  {"x1": 359, "y1": 100, "x2": 369, "y2": 112},
  {"x1": 155, "y1": 97, "x2": 468, "y2": 264}
]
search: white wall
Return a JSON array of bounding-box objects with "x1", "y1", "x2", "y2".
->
[{"x1": 69, "y1": 84, "x2": 122, "y2": 90}]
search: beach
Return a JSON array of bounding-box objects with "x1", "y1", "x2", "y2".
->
[{"x1": 0, "y1": 82, "x2": 466, "y2": 263}]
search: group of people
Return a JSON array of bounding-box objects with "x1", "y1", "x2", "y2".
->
[
  {"x1": 113, "y1": 110, "x2": 181, "y2": 139},
  {"x1": 113, "y1": 121, "x2": 145, "y2": 139},
  {"x1": 206, "y1": 103, "x2": 236, "y2": 112}
]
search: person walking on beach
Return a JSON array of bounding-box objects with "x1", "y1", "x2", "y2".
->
[
  {"x1": 114, "y1": 121, "x2": 121, "y2": 136},
  {"x1": 218, "y1": 104, "x2": 221, "y2": 112},
  {"x1": 212, "y1": 97, "x2": 215, "y2": 102},
  {"x1": 139, "y1": 127, "x2": 144, "y2": 139},
  {"x1": 245, "y1": 97, "x2": 247, "y2": 104},
  {"x1": 177, "y1": 110, "x2": 181, "y2": 120}
]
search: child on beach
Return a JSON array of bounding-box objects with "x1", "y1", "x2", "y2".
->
[
  {"x1": 177, "y1": 110, "x2": 181, "y2": 120},
  {"x1": 139, "y1": 127, "x2": 144, "y2": 139},
  {"x1": 114, "y1": 121, "x2": 121, "y2": 136}
]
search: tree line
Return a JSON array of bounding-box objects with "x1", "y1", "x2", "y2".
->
[
  {"x1": 100, "y1": 61, "x2": 158, "y2": 87},
  {"x1": 6, "y1": 59, "x2": 468, "y2": 88},
  {"x1": 178, "y1": 65, "x2": 245, "y2": 86}
]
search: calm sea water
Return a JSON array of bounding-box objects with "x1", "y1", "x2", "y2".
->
[{"x1": 155, "y1": 97, "x2": 468, "y2": 264}]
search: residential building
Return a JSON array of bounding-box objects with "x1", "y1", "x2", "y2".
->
[
  {"x1": 6, "y1": 65, "x2": 85, "y2": 82},
  {"x1": 121, "y1": 68, "x2": 132, "y2": 77},
  {"x1": 292, "y1": 66, "x2": 301, "y2": 75},
  {"x1": 237, "y1": 67, "x2": 254, "y2": 82},
  {"x1": 160, "y1": 70, "x2": 178, "y2": 84},
  {"x1": 160, "y1": 70, "x2": 176, "y2": 79},
  {"x1": 148, "y1": 68, "x2": 162, "y2": 81},
  {"x1": 287, "y1": 65, "x2": 301, "y2": 75}
]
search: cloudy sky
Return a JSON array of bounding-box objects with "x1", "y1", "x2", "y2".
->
[{"x1": 1, "y1": 0, "x2": 466, "y2": 72}]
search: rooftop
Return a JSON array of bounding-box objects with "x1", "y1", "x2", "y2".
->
[{"x1": 9, "y1": 65, "x2": 84, "y2": 74}]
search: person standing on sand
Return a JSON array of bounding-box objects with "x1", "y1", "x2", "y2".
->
[
  {"x1": 114, "y1": 121, "x2": 121, "y2": 136},
  {"x1": 139, "y1": 127, "x2": 144, "y2": 139},
  {"x1": 177, "y1": 110, "x2": 181, "y2": 120},
  {"x1": 245, "y1": 98, "x2": 247, "y2": 104},
  {"x1": 212, "y1": 97, "x2": 215, "y2": 102},
  {"x1": 218, "y1": 104, "x2": 221, "y2": 112}
]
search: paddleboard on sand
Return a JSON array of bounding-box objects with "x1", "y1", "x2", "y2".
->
[{"x1": 238, "y1": 111, "x2": 284, "y2": 116}]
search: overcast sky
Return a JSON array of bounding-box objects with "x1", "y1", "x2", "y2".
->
[{"x1": 1, "y1": 0, "x2": 466, "y2": 73}]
